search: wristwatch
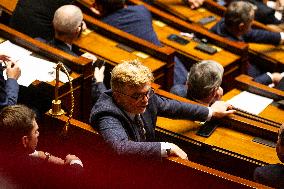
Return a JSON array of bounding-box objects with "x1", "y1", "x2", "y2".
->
[
  {"x1": 44, "y1": 152, "x2": 51, "y2": 161},
  {"x1": 166, "y1": 148, "x2": 171, "y2": 157}
]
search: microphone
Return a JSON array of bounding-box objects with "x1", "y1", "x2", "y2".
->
[{"x1": 48, "y1": 62, "x2": 75, "y2": 134}]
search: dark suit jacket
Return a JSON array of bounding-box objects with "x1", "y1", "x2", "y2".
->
[
  {"x1": 90, "y1": 90, "x2": 209, "y2": 160},
  {"x1": 10, "y1": 0, "x2": 74, "y2": 40},
  {"x1": 102, "y1": 5, "x2": 161, "y2": 46},
  {"x1": 0, "y1": 64, "x2": 19, "y2": 109},
  {"x1": 277, "y1": 78, "x2": 284, "y2": 90},
  {"x1": 46, "y1": 38, "x2": 79, "y2": 57},
  {"x1": 211, "y1": 19, "x2": 281, "y2": 45},
  {"x1": 254, "y1": 164, "x2": 284, "y2": 188}
]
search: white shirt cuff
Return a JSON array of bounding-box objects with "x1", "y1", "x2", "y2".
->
[
  {"x1": 206, "y1": 107, "x2": 213, "y2": 121},
  {"x1": 161, "y1": 142, "x2": 171, "y2": 157},
  {"x1": 29, "y1": 150, "x2": 39, "y2": 157},
  {"x1": 266, "y1": 72, "x2": 273, "y2": 81},
  {"x1": 280, "y1": 32, "x2": 284, "y2": 44},
  {"x1": 70, "y1": 159, "x2": 83, "y2": 167}
]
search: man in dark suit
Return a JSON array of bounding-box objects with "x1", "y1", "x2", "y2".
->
[
  {"x1": 0, "y1": 55, "x2": 21, "y2": 109},
  {"x1": 92, "y1": 0, "x2": 188, "y2": 85},
  {"x1": 10, "y1": 0, "x2": 74, "y2": 41},
  {"x1": 171, "y1": 60, "x2": 224, "y2": 106},
  {"x1": 211, "y1": 1, "x2": 284, "y2": 88},
  {"x1": 45, "y1": 5, "x2": 86, "y2": 57},
  {"x1": 90, "y1": 60, "x2": 235, "y2": 160},
  {"x1": 254, "y1": 123, "x2": 284, "y2": 188},
  {"x1": 0, "y1": 105, "x2": 83, "y2": 188}
]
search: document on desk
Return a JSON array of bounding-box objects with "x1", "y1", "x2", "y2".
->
[
  {"x1": 0, "y1": 40, "x2": 70, "y2": 86},
  {"x1": 227, "y1": 91, "x2": 273, "y2": 115}
]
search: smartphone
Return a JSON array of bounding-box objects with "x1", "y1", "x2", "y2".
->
[
  {"x1": 194, "y1": 43, "x2": 217, "y2": 55},
  {"x1": 196, "y1": 121, "x2": 218, "y2": 137},
  {"x1": 167, "y1": 34, "x2": 189, "y2": 45},
  {"x1": 198, "y1": 16, "x2": 216, "y2": 25}
]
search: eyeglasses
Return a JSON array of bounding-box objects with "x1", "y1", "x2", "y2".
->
[
  {"x1": 115, "y1": 88, "x2": 155, "y2": 101},
  {"x1": 77, "y1": 21, "x2": 84, "y2": 38}
]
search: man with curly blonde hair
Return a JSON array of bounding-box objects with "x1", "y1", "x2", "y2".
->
[{"x1": 90, "y1": 60, "x2": 234, "y2": 160}]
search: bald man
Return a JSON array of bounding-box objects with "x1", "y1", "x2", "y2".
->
[{"x1": 46, "y1": 5, "x2": 86, "y2": 56}]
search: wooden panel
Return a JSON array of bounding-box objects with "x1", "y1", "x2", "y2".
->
[
  {"x1": 235, "y1": 74, "x2": 284, "y2": 101},
  {"x1": 42, "y1": 113, "x2": 270, "y2": 188},
  {"x1": 0, "y1": 0, "x2": 18, "y2": 14},
  {"x1": 154, "y1": 87, "x2": 281, "y2": 179}
]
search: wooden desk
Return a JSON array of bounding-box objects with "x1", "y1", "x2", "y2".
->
[
  {"x1": 153, "y1": 0, "x2": 222, "y2": 29},
  {"x1": 0, "y1": 24, "x2": 93, "y2": 120},
  {"x1": 0, "y1": 0, "x2": 18, "y2": 15},
  {"x1": 151, "y1": 0, "x2": 270, "y2": 31},
  {"x1": 154, "y1": 87, "x2": 281, "y2": 180},
  {"x1": 235, "y1": 74, "x2": 284, "y2": 101},
  {"x1": 248, "y1": 43, "x2": 284, "y2": 72},
  {"x1": 42, "y1": 113, "x2": 270, "y2": 188},
  {"x1": 127, "y1": 0, "x2": 249, "y2": 91},
  {"x1": 73, "y1": 18, "x2": 175, "y2": 89},
  {"x1": 148, "y1": 0, "x2": 284, "y2": 72}
]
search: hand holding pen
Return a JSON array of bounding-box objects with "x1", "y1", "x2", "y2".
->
[{"x1": 0, "y1": 55, "x2": 21, "y2": 80}]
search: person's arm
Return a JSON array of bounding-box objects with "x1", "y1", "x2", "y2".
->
[
  {"x1": 155, "y1": 94, "x2": 234, "y2": 121},
  {"x1": 243, "y1": 29, "x2": 282, "y2": 45},
  {"x1": 0, "y1": 57, "x2": 20, "y2": 108},
  {"x1": 93, "y1": 115, "x2": 161, "y2": 159}
]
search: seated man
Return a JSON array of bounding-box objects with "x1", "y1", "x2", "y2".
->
[
  {"x1": 90, "y1": 60, "x2": 234, "y2": 160},
  {"x1": 46, "y1": 5, "x2": 86, "y2": 57},
  {"x1": 211, "y1": 1, "x2": 284, "y2": 88},
  {"x1": 171, "y1": 60, "x2": 223, "y2": 106},
  {"x1": 0, "y1": 55, "x2": 21, "y2": 109},
  {"x1": 254, "y1": 123, "x2": 284, "y2": 188},
  {"x1": 10, "y1": 0, "x2": 74, "y2": 41},
  {"x1": 92, "y1": 0, "x2": 188, "y2": 85},
  {"x1": 0, "y1": 105, "x2": 83, "y2": 188}
]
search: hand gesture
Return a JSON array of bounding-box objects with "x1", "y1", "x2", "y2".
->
[
  {"x1": 65, "y1": 154, "x2": 82, "y2": 165},
  {"x1": 94, "y1": 65, "x2": 105, "y2": 83},
  {"x1": 210, "y1": 101, "x2": 235, "y2": 118},
  {"x1": 6, "y1": 61, "x2": 21, "y2": 80},
  {"x1": 167, "y1": 143, "x2": 188, "y2": 160}
]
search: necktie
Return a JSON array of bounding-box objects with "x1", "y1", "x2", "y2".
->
[{"x1": 134, "y1": 114, "x2": 146, "y2": 141}]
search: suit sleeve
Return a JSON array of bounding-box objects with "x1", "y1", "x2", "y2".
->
[
  {"x1": 243, "y1": 29, "x2": 281, "y2": 45},
  {"x1": 95, "y1": 115, "x2": 161, "y2": 159},
  {"x1": 253, "y1": 73, "x2": 273, "y2": 85},
  {"x1": 155, "y1": 95, "x2": 209, "y2": 121},
  {"x1": 0, "y1": 68, "x2": 19, "y2": 108}
]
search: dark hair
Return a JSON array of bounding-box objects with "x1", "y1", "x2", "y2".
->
[
  {"x1": 224, "y1": 1, "x2": 255, "y2": 28},
  {"x1": 0, "y1": 105, "x2": 36, "y2": 147},
  {"x1": 187, "y1": 60, "x2": 223, "y2": 100},
  {"x1": 95, "y1": 0, "x2": 125, "y2": 16}
]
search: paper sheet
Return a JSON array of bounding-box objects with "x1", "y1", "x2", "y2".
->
[
  {"x1": 1, "y1": 40, "x2": 71, "y2": 86},
  {"x1": 227, "y1": 91, "x2": 273, "y2": 115}
]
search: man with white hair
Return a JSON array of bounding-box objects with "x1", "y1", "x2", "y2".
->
[
  {"x1": 48, "y1": 5, "x2": 86, "y2": 56},
  {"x1": 171, "y1": 60, "x2": 224, "y2": 106}
]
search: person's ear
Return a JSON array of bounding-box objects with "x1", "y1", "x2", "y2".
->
[
  {"x1": 21, "y1": 136, "x2": 29, "y2": 148},
  {"x1": 239, "y1": 22, "x2": 245, "y2": 30}
]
